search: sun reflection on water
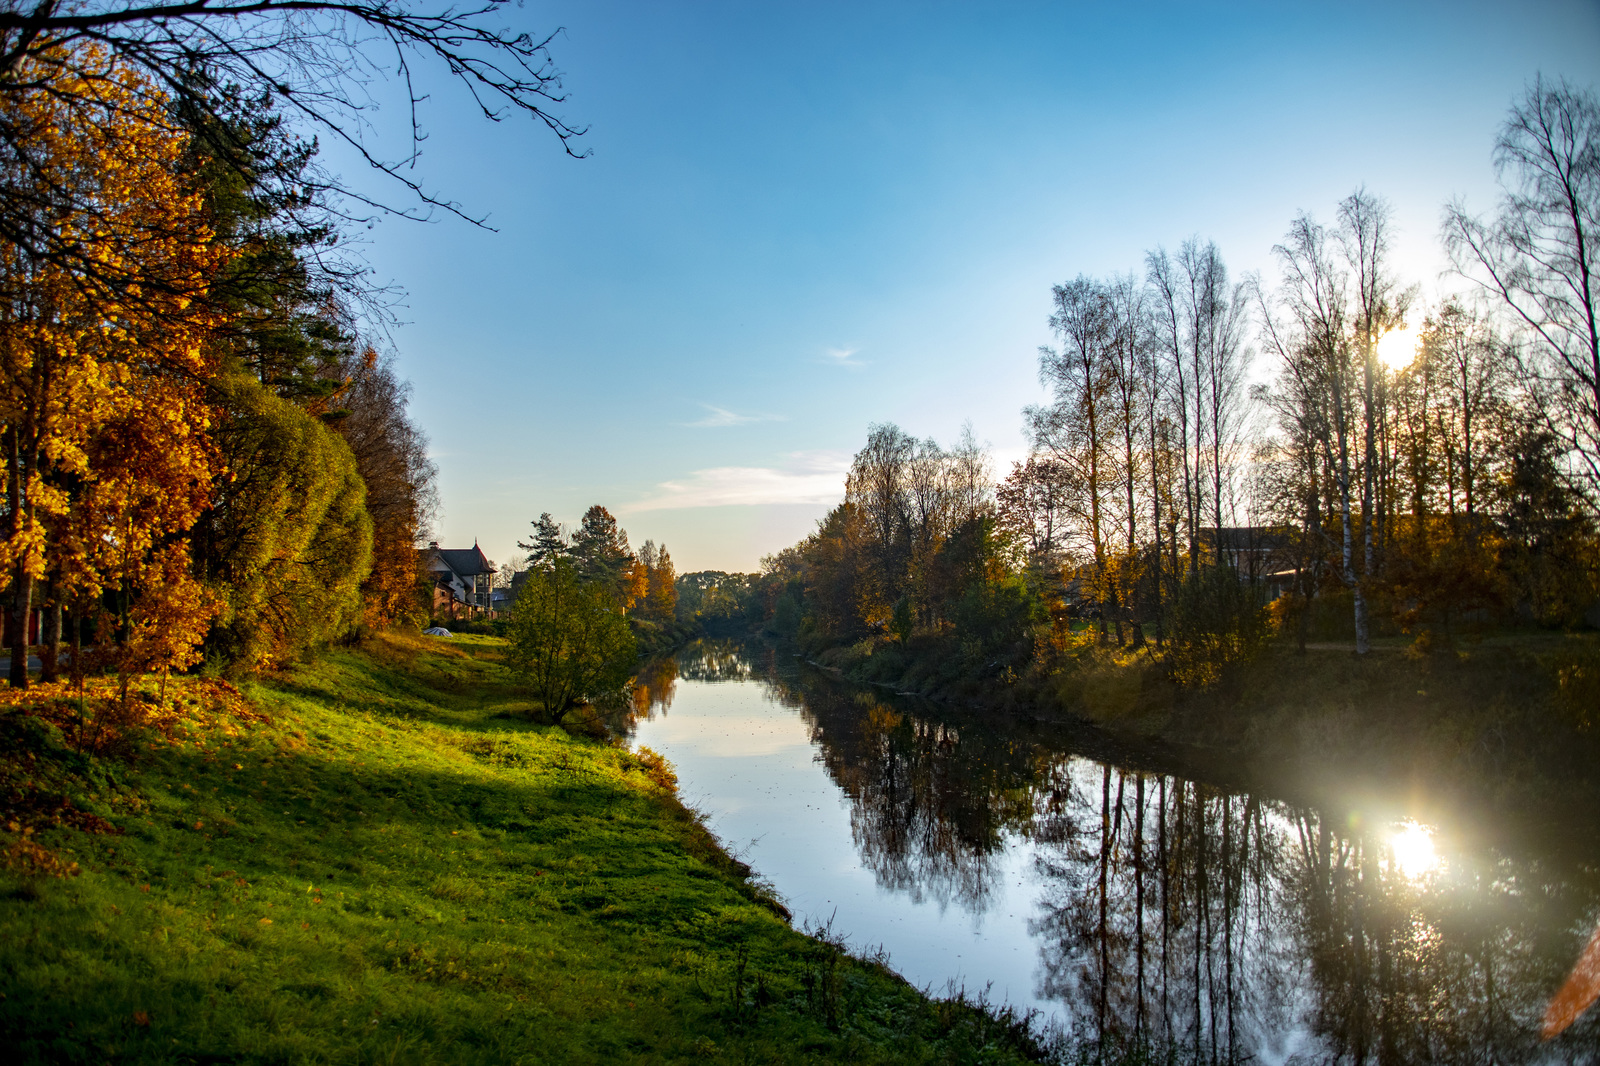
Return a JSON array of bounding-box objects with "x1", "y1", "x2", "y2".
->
[{"x1": 1390, "y1": 820, "x2": 1440, "y2": 880}]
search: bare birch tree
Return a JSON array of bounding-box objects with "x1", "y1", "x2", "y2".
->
[
  {"x1": 1338, "y1": 189, "x2": 1414, "y2": 601},
  {"x1": 1030, "y1": 276, "x2": 1117, "y2": 640},
  {"x1": 1272, "y1": 212, "x2": 1369, "y2": 650},
  {"x1": 1444, "y1": 76, "x2": 1600, "y2": 494},
  {"x1": 1147, "y1": 240, "x2": 1252, "y2": 570},
  {"x1": 1106, "y1": 273, "x2": 1152, "y2": 642}
]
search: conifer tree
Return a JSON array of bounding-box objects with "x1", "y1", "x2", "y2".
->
[
  {"x1": 568, "y1": 505, "x2": 632, "y2": 592},
  {"x1": 519, "y1": 512, "x2": 568, "y2": 570}
]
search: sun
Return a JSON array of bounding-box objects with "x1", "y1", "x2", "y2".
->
[
  {"x1": 1389, "y1": 820, "x2": 1439, "y2": 880},
  {"x1": 1377, "y1": 323, "x2": 1420, "y2": 370}
]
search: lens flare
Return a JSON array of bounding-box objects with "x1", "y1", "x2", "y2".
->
[
  {"x1": 1377, "y1": 324, "x2": 1419, "y2": 370},
  {"x1": 1390, "y1": 820, "x2": 1438, "y2": 879}
]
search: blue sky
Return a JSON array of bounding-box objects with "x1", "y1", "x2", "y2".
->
[{"x1": 335, "y1": 0, "x2": 1600, "y2": 573}]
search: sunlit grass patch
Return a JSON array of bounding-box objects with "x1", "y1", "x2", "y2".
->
[{"x1": 0, "y1": 635, "x2": 1049, "y2": 1064}]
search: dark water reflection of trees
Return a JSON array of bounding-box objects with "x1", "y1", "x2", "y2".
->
[{"x1": 624, "y1": 641, "x2": 1600, "y2": 1063}]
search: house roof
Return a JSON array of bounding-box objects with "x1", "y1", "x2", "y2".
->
[
  {"x1": 428, "y1": 544, "x2": 495, "y2": 578},
  {"x1": 1200, "y1": 526, "x2": 1296, "y2": 551}
]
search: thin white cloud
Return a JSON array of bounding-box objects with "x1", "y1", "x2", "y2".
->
[
  {"x1": 625, "y1": 451, "x2": 850, "y2": 512},
  {"x1": 681, "y1": 404, "x2": 784, "y2": 428},
  {"x1": 821, "y1": 345, "x2": 866, "y2": 369}
]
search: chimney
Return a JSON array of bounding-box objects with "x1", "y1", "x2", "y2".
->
[{"x1": 429, "y1": 541, "x2": 439, "y2": 550}]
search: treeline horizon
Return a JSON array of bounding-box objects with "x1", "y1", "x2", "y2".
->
[{"x1": 685, "y1": 77, "x2": 1600, "y2": 689}]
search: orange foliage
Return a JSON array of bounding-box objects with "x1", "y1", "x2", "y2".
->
[
  {"x1": 621, "y1": 560, "x2": 649, "y2": 614},
  {"x1": 0, "y1": 48, "x2": 230, "y2": 674}
]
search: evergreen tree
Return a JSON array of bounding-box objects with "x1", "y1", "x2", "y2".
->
[
  {"x1": 568, "y1": 505, "x2": 633, "y2": 592},
  {"x1": 519, "y1": 512, "x2": 569, "y2": 570}
]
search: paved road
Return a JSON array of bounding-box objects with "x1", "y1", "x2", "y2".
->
[{"x1": 0, "y1": 655, "x2": 50, "y2": 677}]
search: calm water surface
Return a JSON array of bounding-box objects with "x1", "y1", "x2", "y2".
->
[{"x1": 618, "y1": 641, "x2": 1600, "y2": 1064}]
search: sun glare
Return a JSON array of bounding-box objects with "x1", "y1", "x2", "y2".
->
[
  {"x1": 1390, "y1": 820, "x2": 1439, "y2": 880},
  {"x1": 1377, "y1": 324, "x2": 1419, "y2": 370}
]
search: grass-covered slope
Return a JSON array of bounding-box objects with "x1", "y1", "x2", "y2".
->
[{"x1": 0, "y1": 633, "x2": 1042, "y2": 1065}]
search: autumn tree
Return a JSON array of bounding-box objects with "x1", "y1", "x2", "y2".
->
[
  {"x1": 1267, "y1": 206, "x2": 1381, "y2": 652},
  {"x1": 904, "y1": 436, "x2": 952, "y2": 625},
  {"x1": 1146, "y1": 239, "x2": 1252, "y2": 573},
  {"x1": 0, "y1": 51, "x2": 230, "y2": 689},
  {"x1": 846, "y1": 423, "x2": 914, "y2": 618},
  {"x1": 1104, "y1": 274, "x2": 1154, "y2": 644},
  {"x1": 1421, "y1": 304, "x2": 1509, "y2": 521},
  {"x1": 324, "y1": 346, "x2": 436, "y2": 627},
  {"x1": 0, "y1": 0, "x2": 586, "y2": 309},
  {"x1": 1255, "y1": 289, "x2": 1338, "y2": 653},
  {"x1": 635, "y1": 540, "x2": 677, "y2": 623},
  {"x1": 998, "y1": 456, "x2": 1079, "y2": 572},
  {"x1": 1339, "y1": 189, "x2": 1414, "y2": 623},
  {"x1": 1029, "y1": 276, "x2": 1116, "y2": 640}
]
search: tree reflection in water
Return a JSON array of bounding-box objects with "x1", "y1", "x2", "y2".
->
[
  {"x1": 630, "y1": 642, "x2": 1600, "y2": 1062},
  {"x1": 765, "y1": 667, "x2": 1041, "y2": 913},
  {"x1": 607, "y1": 640, "x2": 756, "y2": 734}
]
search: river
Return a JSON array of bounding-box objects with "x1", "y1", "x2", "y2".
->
[{"x1": 614, "y1": 640, "x2": 1600, "y2": 1063}]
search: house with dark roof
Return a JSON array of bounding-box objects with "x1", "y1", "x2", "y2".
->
[
  {"x1": 1199, "y1": 526, "x2": 1297, "y2": 584},
  {"x1": 423, "y1": 541, "x2": 496, "y2": 619}
]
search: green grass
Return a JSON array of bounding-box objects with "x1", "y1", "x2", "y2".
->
[{"x1": 0, "y1": 631, "x2": 1045, "y2": 1065}]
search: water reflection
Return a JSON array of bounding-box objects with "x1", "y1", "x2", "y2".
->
[
  {"x1": 612, "y1": 641, "x2": 757, "y2": 731},
  {"x1": 1388, "y1": 822, "x2": 1438, "y2": 882},
  {"x1": 625, "y1": 641, "x2": 1600, "y2": 1062}
]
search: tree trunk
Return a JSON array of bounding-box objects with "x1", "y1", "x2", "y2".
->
[
  {"x1": 1331, "y1": 389, "x2": 1368, "y2": 655},
  {"x1": 1361, "y1": 345, "x2": 1379, "y2": 652},
  {"x1": 39, "y1": 586, "x2": 59, "y2": 683},
  {"x1": 9, "y1": 568, "x2": 32, "y2": 689}
]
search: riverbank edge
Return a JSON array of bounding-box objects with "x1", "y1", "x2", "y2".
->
[
  {"x1": 787, "y1": 629, "x2": 1600, "y2": 841},
  {"x1": 0, "y1": 631, "x2": 1052, "y2": 1065}
]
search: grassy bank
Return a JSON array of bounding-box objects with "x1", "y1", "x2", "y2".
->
[
  {"x1": 808, "y1": 625, "x2": 1600, "y2": 823},
  {"x1": 0, "y1": 632, "x2": 1045, "y2": 1065}
]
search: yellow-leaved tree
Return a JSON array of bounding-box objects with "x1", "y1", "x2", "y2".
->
[{"x1": 0, "y1": 47, "x2": 231, "y2": 692}]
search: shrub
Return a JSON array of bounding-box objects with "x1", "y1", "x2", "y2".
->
[
  {"x1": 949, "y1": 575, "x2": 1044, "y2": 669},
  {"x1": 201, "y1": 375, "x2": 373, "y2": 671},
  {"x1": 1166, "y1": 566, "x2": 1268, "y2": 687},
  {"x1": 503, "y1": 560, "x2": 636, "y2": 722}
]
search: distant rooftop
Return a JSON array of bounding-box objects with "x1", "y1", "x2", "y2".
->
[{"x1": 426, "y1": 542, "x2": 495, "y2": 577}]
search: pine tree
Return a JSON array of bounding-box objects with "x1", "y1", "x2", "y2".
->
[
  {"x1": 518, "y1": 512, "x2": 569, "y2": 570},
  {"x1": 568, "y1": 505, "x2": 632, "y2": 592}
]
